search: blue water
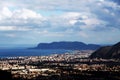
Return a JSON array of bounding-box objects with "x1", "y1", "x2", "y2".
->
[{"x1": 0, "y1": 49, "x2": 72, "y2": 57}]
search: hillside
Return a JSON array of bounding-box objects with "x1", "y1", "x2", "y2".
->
[
  {"x1": 31, "y1": 41, "x2": 101, "y2": 50},
  {"x1": 90, "y1": 42, "x2": 120, "y2": 59}
]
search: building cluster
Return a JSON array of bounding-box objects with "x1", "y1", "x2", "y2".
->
[
  {"x1": 74, "y1": 64, "x2": 120, "y2": 71},
  {"x1": 0, "y1": 50, "x2": 119, "y2": 79}
]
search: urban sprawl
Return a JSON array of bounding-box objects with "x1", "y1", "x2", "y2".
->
[{"x1": 0, "y1": 50, "x2": 120, "y2": 79}]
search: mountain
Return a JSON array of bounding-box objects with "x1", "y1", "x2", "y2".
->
[
  {"x1": 31, "y1": 41, "x2": 101, "y2": 50},
  {"x1": 90, "y1": 42, "x2": 120, "y2": 59}
]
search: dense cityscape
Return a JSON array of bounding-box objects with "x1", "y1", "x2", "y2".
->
[{"x1": 0, "y1": 50, "x2": 120, "y2": 80}]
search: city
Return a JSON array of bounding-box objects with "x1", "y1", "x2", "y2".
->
[{"x1": 0, "y1": 50, "x2": 120, "y2": 80}]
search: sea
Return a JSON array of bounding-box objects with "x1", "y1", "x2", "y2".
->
[{"x1": 0, "y1": 49, "x2": 72, "y2": 57}]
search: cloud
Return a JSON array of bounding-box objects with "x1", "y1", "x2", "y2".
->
[
  {"x1": 1, "y1": 7, "x2": 12, "y2": 18},
  {"x1": 5, "y1": 34, "x2": 16, "y2": 38},
  {"x1": 0, "y1": 7, "x2": 47, "y2": 32},
  {"x1": 0, "y1": 26, "x2": 15, "y2": 31},
  {"x1": 0, "y1": 0, "x2": 120, "y2": 44},
  {"x1": 0, "y1": 0, "x2": 120, "y2": 32},
  {"x1": 0, "y1": 26, "x2": 31, "y2": 31},
  {"x1": 111, "y1": 0, "x2": 120, "y2": 5},
  {"x1": 0, "y1": 7, "x2": 45, "y2": 22},
  {"x1": 12, "y1": 8, "x2": 43, "y2": 19}
]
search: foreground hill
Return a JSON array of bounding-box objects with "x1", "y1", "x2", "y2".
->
[
  {"x1": 31, "y1": 41, "x2": 101, "y2": 50},
  {"x1": 90, "y1": 42, "x2": 120, "y2": 59},
  {"x1": 0, "y1": 70, "x2": 13, "y2": 80}
]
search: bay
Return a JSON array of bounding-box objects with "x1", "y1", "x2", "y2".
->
[{"x1": 0, "y1": 49, "x2": 72, "y2": 57}]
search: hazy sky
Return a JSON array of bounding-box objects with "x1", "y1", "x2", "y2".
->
[{"x1": 0, "y1": 0, "x2": 120, "y2": 45}]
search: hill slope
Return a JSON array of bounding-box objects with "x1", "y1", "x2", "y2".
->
[{"x1": 90, "y1": 42, "x2": 120, "y2": 59}]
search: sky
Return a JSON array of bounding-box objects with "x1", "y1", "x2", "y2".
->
[{"x1": 0, "y1": 0, "x2": 120, "y2": 45}]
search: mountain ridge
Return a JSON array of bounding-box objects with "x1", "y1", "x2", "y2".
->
[
  {"x1": 90, "y1": 42, "x2": 120, "y2": 59},
  {"x1": 30, "y1": 41, "x2": 101, "y2": 50}
]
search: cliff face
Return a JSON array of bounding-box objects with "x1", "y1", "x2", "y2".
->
[
  {"x1": 90, "y1": 42, "x2": 120, "y2": 59},
  {"x1": 33, "y1": 41, "x2": 101, "y2": 50},
  {"x1": 107, "y1": 42, "x2": 120, "y2": 58}
]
